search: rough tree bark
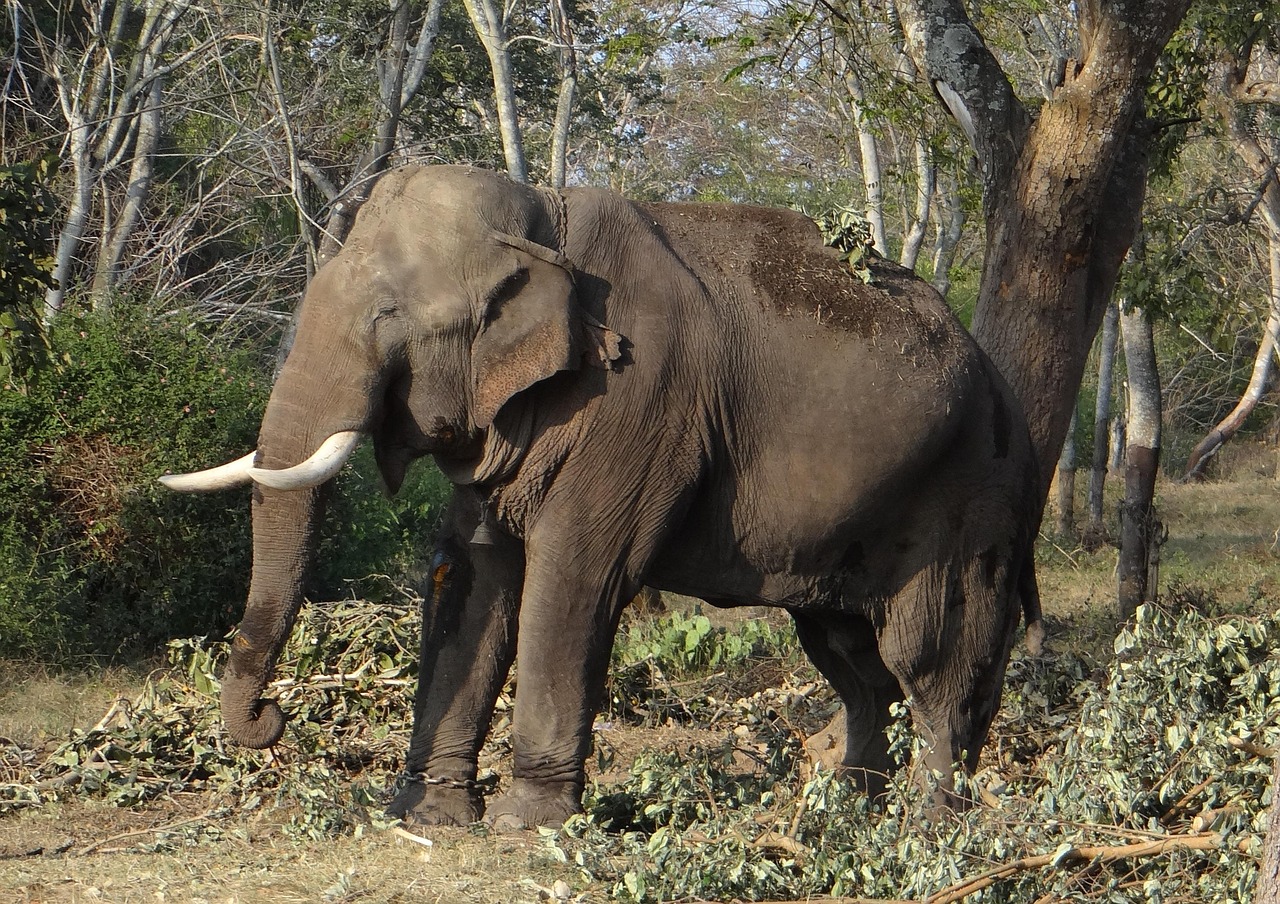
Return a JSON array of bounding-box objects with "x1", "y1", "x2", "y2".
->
[
  {"x1": 1259, "y1": 753, "x2": 1280, "y2": 903},
  {"x1": 897, "y1": 0, "x2": 1191, "y2": 501},
  {"x1": 1117, "y1": 301, "x2": 1162, "y2": 622},
  {"x1": 1084, "y1": 299, "x2": 1120, "y2": 547}
]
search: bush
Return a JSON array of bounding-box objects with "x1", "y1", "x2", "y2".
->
[{"x1": 0, "y1": 310, "x2": 452, "y2": 660}]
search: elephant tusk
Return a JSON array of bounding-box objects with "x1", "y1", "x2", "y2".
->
[
  {"x1": 159, "y1": 451, "x2": 257, "y2": 492},
  {"x1": 246, "y1": 430, "x2": 363, "y2": 491}
]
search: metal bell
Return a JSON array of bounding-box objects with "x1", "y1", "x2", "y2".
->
[{"x1": 470, "y1": 518, "x2": 499, "y2": 546}]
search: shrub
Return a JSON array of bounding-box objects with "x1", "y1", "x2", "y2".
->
[{"x1": 0, "y1": 310, "x2": 452, "y2": 660}]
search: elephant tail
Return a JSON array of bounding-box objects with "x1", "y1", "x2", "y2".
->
[{"x1": 1019, "y1": 547, "x2": 1045, "y2": 656}]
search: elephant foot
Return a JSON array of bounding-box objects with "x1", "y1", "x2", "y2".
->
[
  {"x1": 484, "y1": 778, "x2": 581, "y2": 831},
  {"x1": 386, "y1": 778, "x2": 484, "y2": 827}
]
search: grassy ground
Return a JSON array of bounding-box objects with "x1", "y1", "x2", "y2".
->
[{"x1": 3, "y1": 447, "x2": 1279, "y2": 903}]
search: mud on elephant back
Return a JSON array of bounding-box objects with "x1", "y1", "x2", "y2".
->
[{"x1": 162, "y1": 164, "x2": 1044, "y2": 830}]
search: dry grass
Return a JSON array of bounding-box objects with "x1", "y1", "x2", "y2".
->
[
  {"x1": 1, "y1": 801, "x2": 567, "y2": 903},
  {"x1": 5, "y1": 444, "x2": 1280, "y2": 903},
  {"x1": 0, "y1": 663, "x2": 144, "y2": 749}
]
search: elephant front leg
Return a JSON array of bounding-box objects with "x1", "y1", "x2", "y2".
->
[
  {"x1": 484, "y1": 553, "x2": 631, "y2": 831},
  {"x1": 387, "y1": 496, "x2": 524, "y2": 826}
]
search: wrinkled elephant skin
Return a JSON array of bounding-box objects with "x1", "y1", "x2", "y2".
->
[{"x1": 166, "y1": 165, "x2": 1042, "y2": 829}]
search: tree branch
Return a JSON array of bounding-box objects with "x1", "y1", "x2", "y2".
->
[{"x1": 894, "y1": 0, "x2": 1029, "y2": 200}]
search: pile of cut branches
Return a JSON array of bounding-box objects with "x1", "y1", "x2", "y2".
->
[
  {"x1": 0, "y1": 595, "x2": 426, "y2": 838},
  {"x1": 553, "y1": 596, "x2": 1279, "y2": 902},
  {"x1": 2, "y1": 591, "x2": 1277, "y2": 902}
]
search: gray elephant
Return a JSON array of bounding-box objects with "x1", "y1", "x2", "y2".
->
[{"x1": 163, "y1": 164, "x2": 1043, "y2": 830}]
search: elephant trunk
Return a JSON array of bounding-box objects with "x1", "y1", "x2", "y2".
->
[
  {"x1": 221, "y1": 478, "x2": 323, "y2": 748},
  {"x1": 219, "y1": 342, "x2": 369, "y2": 748}
]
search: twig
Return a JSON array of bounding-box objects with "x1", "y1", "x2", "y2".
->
[
  {"x1": 1160, "y1": 774, "x2": 1217, "y2": 825},
  {"x1": 921, "y1": 834, "x2": 1231, "y2": 904},
  {"x1": 388, "y1": 825, "x2": 434, "y2": 848},
  {"x1": 75, "y1": 812, "x2": 214, "y2": 856},
  {"x1": 1228, "y1": 735, "x2": 1276, "y2": 758}
]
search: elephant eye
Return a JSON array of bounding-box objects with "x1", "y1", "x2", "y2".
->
[{"x1": 371, "y1": 297, "x2": 399, "y2": 323}]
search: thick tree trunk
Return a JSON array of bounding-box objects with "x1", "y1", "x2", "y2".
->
[
  {"x1": 1084, "y1": 299, "x2": 1120, "y2": 547},
  {"x1": 1055, "y1": 407, "x2": 1078, "y2": 538},
  {"x1": 898, "y1": 0, "x2": 1190, "y2": 502},
  {"x1": 1117, "y1": 303, "x2": 1162, "y2": 623}
]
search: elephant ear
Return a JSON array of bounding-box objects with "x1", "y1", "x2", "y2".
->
[{"x1": 470, "y1": 234, "x2": 620, "y2": 428}]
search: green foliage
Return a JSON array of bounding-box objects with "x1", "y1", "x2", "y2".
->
[
  {"x1": 614, "y1": 607, "x2": 796, "y2": 679},
  {"x1": 555, "y1": 599, "x2": 1277, "y2": 902},
  {"x1": 0, "y1": 311, "x2": 268, "y2": 658},
  {"x1": 0, "y1": 310, "x2": 453, "y2": 659},
  {"x1": 812, "y1": 205, "x2": 876, "y2": 284},
  {"x1": 0, "y1": 154, "x2": 59, "y2": 391}
]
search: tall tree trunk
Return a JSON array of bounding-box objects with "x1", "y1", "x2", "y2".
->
[
  {"x1": 547, "y1": 0, "x2": 577, "y2": 189},
  {"x1": 91, "y1": 75, "x2": 165, "y2": 304},
  {"x1": 899, "y1": 139, "x2": 934, "y2": 270},
  {"x1": 1055, "y1": 407, "x2": 1078, "y2": 538},
  {"x1": 898, "y1": 0, "x2": 1190, "y2": 503},
  {"x1": 838, "y1": 59, "x2": 888, "y2": 254},
  {"x1": 930, "y1": 172, "x2": 965, "y2": 298},
  {"x1": 1110, "y1": 413, "x2": 1126, "y2": 473},
  {"x1": 1184, "y1": 57, "x2": 1280, "y2": 480},
  {"x1": 1117, "y1": 302, "x2": 1162, "y2": 622},
  {"x1": 1084, "y1": 299, "x2": 1120, "y2": 547},
  {"x1": 464, "y1": 0, "x2": 528, "y2": 183}
]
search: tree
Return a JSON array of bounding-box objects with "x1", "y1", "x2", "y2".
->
[
  {"x1": 1084, "y1": 299, "x2": 1120, "y2": 546},
  {"x1": 1117, "y1": 297, "x2": 1163, "y2": 621},
  {"x1": 897, "y1": 0, "x2": 1192, "y2": 498},
  {"x1": 464, "y1": 0, "x2": 529, "y2": 182},
  {"x1": 1184, "y1": 28, "x2": 1280, "y2": 478},
  {"x1": 9, "y1": 0, "x2": 211, "y2": 319}
]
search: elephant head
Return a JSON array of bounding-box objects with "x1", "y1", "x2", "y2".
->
[{"x1": 162, "y1": 166, "x2": 619, "y2": 748}]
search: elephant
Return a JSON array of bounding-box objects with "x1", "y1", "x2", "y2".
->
[{"x1": 163, "y1": 164, "x2": 1044, "y2": 830}]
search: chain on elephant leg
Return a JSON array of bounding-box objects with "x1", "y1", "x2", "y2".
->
[{"x1": 386, "y1": 770, "x2": 489, "y2": 826}]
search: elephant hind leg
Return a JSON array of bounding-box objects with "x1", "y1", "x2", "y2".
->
[{"x1": 792, "y1": 612, "x2": 904, "y2": 799}]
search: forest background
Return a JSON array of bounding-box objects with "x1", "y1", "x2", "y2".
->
[
  {"x1": 1, "y1": 0, "x2": 1277, "y2": 661},
  {"x1": 3, "y1": 1, "x2": 1280, "y2": 900}
]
